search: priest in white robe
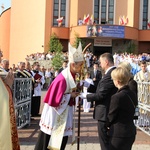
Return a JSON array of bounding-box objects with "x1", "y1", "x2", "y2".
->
[
  {"x1": 0, "y1": 50, "x2": 20, "y2": 150},
  {"x1": 35, "y1": 42, "x2": 84, "y2": 150}
]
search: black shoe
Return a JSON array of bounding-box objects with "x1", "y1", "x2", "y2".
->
[{"x1": 35, "y1": 114, "x2": 41, "y2": 117}]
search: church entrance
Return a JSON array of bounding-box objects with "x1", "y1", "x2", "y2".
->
[{"x1": 93, "y1": 46, "x2": 112, "y2": 57}]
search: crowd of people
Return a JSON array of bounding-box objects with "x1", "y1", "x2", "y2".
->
[
  {"x1": 1, "y1": 45, "x2": 150, "y2": 150},
  {"x1": 25, "y1": 51, "x2": 68, "y2": 61},
  {"x1": 24, "y1": 51, "x2": 150, "y2": 79}
]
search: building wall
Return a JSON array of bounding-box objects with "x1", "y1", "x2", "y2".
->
[
  {"x1": 139, "y1": 30, "x2": 150, "y2": 41},
  {"x1": 115, "y1": 0, "x2": 140, "y2": 28},
  {"x1": 0, "y1": 0, "x2": 150, "y2": 66},
  {"x1": 127, "y1": 0, "x2": 134, "y2": 27},
  {"x1": 78, "y1": 0, "x2": 93, "y2": 22},
  {"x1": 44, "y1": 0, "x2": 53, "y2": 52},
  {"x1": 133, "y1": 0, "x2": 140, "y2": 28},
  {"x1": 125, "y1": 27, "x2": 139, "y2": 40},
  {"x1": 0, "y1": 8, "x2": 11, "y2": 59},
  {"x1": 69, "y1": 0, "x2": 93, "y2": 43},
  {"x1": 115, "y1": 0, "x2": 128, "y2": 25},
  {"x1": 70, "y1": 0, "x2": 78, "y2": 27},
  {"x1": 9, "y1": 0, "x2": 46, "y2": 66},
  {"x1": 139, "y1": 42, "x2": 150, "y2": 53}
]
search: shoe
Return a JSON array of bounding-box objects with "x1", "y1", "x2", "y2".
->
[
  {"x1": 34, "y1": 114, "x2": 41, "y2": 117},
  {"x1": 83, "y1": 110, "x2": 89, "y2": 113},
  {"x1": 31, "y1": 117, "x2": 35, "y2": 120}
]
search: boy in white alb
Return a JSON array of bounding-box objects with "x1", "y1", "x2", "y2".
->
[{"x1": 83, "y1": 72, "x2": 94, "y2": 112}]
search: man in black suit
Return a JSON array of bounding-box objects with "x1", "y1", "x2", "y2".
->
[
  {"x1": 58, "y1": 61, "x2": 68, "y2": 74},
  {"x1": 16, "y1": 62, "x2": 28, "y2": 78},
  {"x1": 90, "y1": 62, "x2": 102, "y2": 107},
  {"x1": 86, "y1": 53, "x2": 117, "y2": 150}
]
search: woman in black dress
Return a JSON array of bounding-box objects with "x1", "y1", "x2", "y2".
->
[{"x1": 107, "y1": 67, "x2": 138, "y2": 150}]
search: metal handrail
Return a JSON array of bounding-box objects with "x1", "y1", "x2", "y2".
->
[
  {"x1": 135, "y1": 81, "x2": 150, "y2": 136},
  {"x1": 13, "y1": 78, "x2": 32, "y2": 129}
]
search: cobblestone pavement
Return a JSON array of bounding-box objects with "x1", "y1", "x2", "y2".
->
[{"x1": 18, "y1": 91, "x2": 150, "y2": 150}]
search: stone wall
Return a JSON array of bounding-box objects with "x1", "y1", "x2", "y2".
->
[{"x1": 29, "y1": 60, "x2": 52, "y2": 69}]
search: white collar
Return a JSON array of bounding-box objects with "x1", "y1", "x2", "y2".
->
[{"x1": 105, "y1": 66, "x2": 115, "y2": 74}]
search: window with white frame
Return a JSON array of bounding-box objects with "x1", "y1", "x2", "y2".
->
[
  {"x1": 94, "y1": 0, "x2": 114, "y2": 24},
  {"x1": 53, "y1": 0, "x2": 66, "y2": 26},
  {"x1": 108, "y1": 0, "x2": 114, "y2": 24},
  {"x1": 94, "y1": 0, "x2": 100, "y2": 24},
  {"x1": 142, "y1": 0, "x2": 149, "y2": 29}
]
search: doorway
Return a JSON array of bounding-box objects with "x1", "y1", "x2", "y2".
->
[{"x1": 93, "y1": 46, "x2": 112, "y2": 57}]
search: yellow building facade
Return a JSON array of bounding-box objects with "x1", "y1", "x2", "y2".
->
[{"x1": 0, "y1": 0, "x2": 150, "y2": 65}]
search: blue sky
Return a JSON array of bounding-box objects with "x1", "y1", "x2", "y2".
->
[{"x1": 0, "y1": 0, "x2": 11, "y2": 14}]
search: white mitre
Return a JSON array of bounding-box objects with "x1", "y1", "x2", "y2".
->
[{"x1": 68, "y1": 42, "x2": 84, "y2": 63}]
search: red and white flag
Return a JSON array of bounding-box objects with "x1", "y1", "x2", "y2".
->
[
  {"x1": 56, "y1": 17, "x2": 63, "y2": 23},
  {"x1": 56, "y1": 17, "x2": 63, "y2": 27},
  {"x1": 119, "y1": 16, "x2": 128, "y2": 26},
  {"x1": 83, "y1": 14, "x2": 90, "y2": 25},
  {"x1": 147, "y1": 20, "x2": 150, "y2": 29}
]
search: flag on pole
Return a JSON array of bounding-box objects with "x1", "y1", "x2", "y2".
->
[
  {"x1": 148, "y1": 20, "x2": 150, "y2": 29},
  {"x1": 89, "y1": 14, "x2": 94, "y2": 25},
  {"x1": 56, "y1": 17, "x2": 63, "y2": 27},
  {"x1": 83, "y1": 14, "x2": 90, "y2": 25}
]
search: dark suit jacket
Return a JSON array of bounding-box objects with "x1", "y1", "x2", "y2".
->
[
  {"x1": 16, "y1": 70, "x2": 27, "y2": 78},
  {"x1": 90, "y1": 70, "x2": 102, "y2": 87},
  {"x1": 87, "y1": 67, "x2": 117, "y2": 121},
  {"x1": 58, "y1": 67, "x2": 64, "y2": 74},
  {"x1": 128, "y1": 77, "x2": 137, "y2": 96},
  {"x1": 107, "y1": 85, "x2": 137, "y2": 137}
]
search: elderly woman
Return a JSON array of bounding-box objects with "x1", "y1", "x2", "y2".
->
[
  {"x1": 107, "y1": 67, "x2": 137, "y2": 150},
  {"x1": 0, "y1": 50, "x2": 20, "y2": 150},
  {"x1": 118, "y1": 61, "x2": 137, "y2": 95}
]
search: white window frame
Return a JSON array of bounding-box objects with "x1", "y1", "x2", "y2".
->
[
  {"x1": 139, "y1": 0, "x2": 150, "y2": 30},
  {"x1": 93, "y1": 0, "x2": 115, "y2": 24},
  {"x1": 53, "y1": 0, "x2": 69, "y2": 27}
]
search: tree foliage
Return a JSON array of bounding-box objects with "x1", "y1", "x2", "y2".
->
[
  {"x1": 51, "y1": 52, "x2": 64, "y2": 70},
  {"x1": 48, "y1": 33, "x2": 63, "y2": 53},
  {"x1": 73, "y1": 32, "x2": 85, "y2": 49},
  {"x1": 126, "y1": 41, "x2": 137, "y2": 54},
  {"x1": 48, "y1": 33, "x2": 64, "y2": 70}
]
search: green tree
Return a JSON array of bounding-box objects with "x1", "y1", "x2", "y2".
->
[
  {"x1": 48, "y1": 33, "x2": 64, "y2": 70},
  {"x1": 48, "y1": 33, "x2": 63, "y2": 53},
  {"x1": 126, "y1": 41, "x2": 137, "y2": 54},
  {"x1": 73, "y1": 32, "x2": 85, "y2": 48},
  {"x1": 51, "y1": 52, "x2": 64, "y2": 70}
]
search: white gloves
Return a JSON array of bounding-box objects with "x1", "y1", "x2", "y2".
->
[{"x1": 79, "y1": 93, "x2": 87, "y2": 99}]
